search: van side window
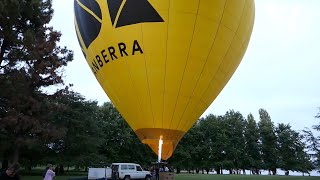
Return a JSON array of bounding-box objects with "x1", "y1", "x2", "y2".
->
[
  {"x1": 136, "y1": 166, "x2": 142, "y2": 171},
  {"x1": 128, "y1": 165, "x2": 135, "y2": 170},
  {"x1": 121, "y1": 165, "x2": 128, "y2": 170}
]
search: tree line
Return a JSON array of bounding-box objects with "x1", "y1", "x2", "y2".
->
[
  {"x1": 1, "y1": 90, "x2": 319, "y2": 176},
  {"x1": 171, "y1": 109, "x2": 319, "y2": 176},
  {"x1": 0, "y1": 0, "x2": 319, "y2": 176}
]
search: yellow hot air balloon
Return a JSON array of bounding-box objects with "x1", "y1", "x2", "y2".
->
[{"x1": 74, "y1": 0, "x2": 255, "y2": 160}]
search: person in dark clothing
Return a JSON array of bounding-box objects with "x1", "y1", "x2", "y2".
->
[
  {"x1": 111, "y1": 166, "x2": 119, "y2": 180},
  {"x1": 54, "y1": 166, "x2": 59, "y2": 176},
  {"x1": 155, "y1": 167, "x2": 159, "y2": 180},
  {"x1": 59, "y1": 165, "x2": 64, "y2": 174},
  {"x1": 0, "y1": 163, "x2": 20, "y2": 180}
]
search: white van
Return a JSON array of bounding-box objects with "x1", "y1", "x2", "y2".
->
[
  {"x1": 112, "y1": 163, "x2": 152, "y2": 180},
  {"x1": 88, "y1": 163, "x2": 151, "y2": 180}
]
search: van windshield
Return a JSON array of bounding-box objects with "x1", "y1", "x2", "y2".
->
[{"x1": 136, "y1": 166, "x2": 142, "y2": 171}]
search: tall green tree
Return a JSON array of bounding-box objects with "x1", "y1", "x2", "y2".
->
[
  {"x1": 223, "y1": 110, "x2": 246, "y2": 174},
  {"x1": 244, "y1": 113, "x2": 261, "y2": 174},
  {"x1": 0, "y1": 0, "x2": 73, "y2": 163},
  {"x1": 173, "y1": 122, "x2": 202, "y2": 174},
  {"x1": 304, "y1": 108, "x2": 320, "y2": 171},
  {"x1": 170, "y1": 128, "x2": 193, "y2": 174},
  {"x1": 314, "y1": 109, "x2": 320, "y2": 168},
  {"x1": 197, "y1": 116, "x2": 216, "y2": 174},
  {"x1": 295, "y1": 150, "x2": 314, "y2": 175},
  {"x1": 171, "y1": 116, "x2": 223, "y2": 174},
  {"x1": 49, "y1": 92, "x2": 103, "y2": 168},
  {"x1": 276, "y1": 123, "x2": 308, "y2": 175},
  {"x1": 258, "y1": 109, "x2": 278, "y2": 175},
  {"x1": 199, "y1": 115, "x2": 227, "y2": 174}
]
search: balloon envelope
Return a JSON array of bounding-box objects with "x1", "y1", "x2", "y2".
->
[{"x1": 74, "y1": 0, "x2": 255, "y2": 160}]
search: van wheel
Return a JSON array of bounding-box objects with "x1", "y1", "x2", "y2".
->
[
  {"x1": 124, "y1": 175, "x2": 131, "y2": 180},
  {"x1": 145, "y1": 175, "x2": 152, "y2": 180}
]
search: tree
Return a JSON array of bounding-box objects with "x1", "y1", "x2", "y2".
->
[
  {"x1": 223, "y1": 110, "x2": 246, "y2": 174},
  {"x1": 0, "y1": 0, "x2": 73, "y2": 163},
  {"x1": 197, "y1": 117, "x2": 215, "y2": 174},
  {"x1": 244, "y1": 113, "x2": 261, "y2": 174},
  {"x1": 171, "y1": 116, "x2": 222, "y2": 174},
  {"x1": 48, "y1": 92, "x2": 103, "y2": 169},
  {"x1": 314, "y1": 109, "x2": 320, "y2": 169},
  {"x1": 173, "y1": 123, "x2": 201, "y2": 174},
  {"x1": 276, "y1": 123, "x2": 309, "y2": 175},
  {"x1": 198, "y1": 114, "x2": 228, "y2": 174},
  {"x1": 258, "y1": 109, "x2": 278, "y2": 175},
  {"x1": 304, "y1": 108, "x2": 320, "y2": 171},
  {"x1": 294, "y1": 139, "x2": 314, "y2": 175},
  {"x1": 186, "y1": 122, "x2": 206, "y2": 174}
]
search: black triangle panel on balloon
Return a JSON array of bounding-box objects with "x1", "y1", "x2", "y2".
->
[
  {"x1": 107, "y1": 0, "x2": 123, "y2": 25},
  {"x1": 74, "y1": 0, "x2": 102, "y2": 48},
  {"x1": 107, "y1": 0, "x2": 164, "y2": 28}
]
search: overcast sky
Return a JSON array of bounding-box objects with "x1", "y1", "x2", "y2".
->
[{"x1": 50, "y1": 0, "x2": 320, "y2": 132}]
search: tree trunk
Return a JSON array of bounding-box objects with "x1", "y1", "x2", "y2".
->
[
  {"x1": 215, "y1": 168, "x2": 220, "y2": 174},
  {"x1": 229, "y1": 169, "x2": 232, "y2": 174},
  {"x1": 55, "y1": 166, "x2": 59, "y2": 175},
  {"x1": 27, "y1": 165, "x2": 32, "y2": 173},
  {"x1": 12, "y1": 148, "x2": 19, "y2": 164},
  {"x1": 196, "y1": 168, "x2": 199, "y2": 174},
  {"x1": 176, "y1": 167, "x2": 180, "y2": 174}
]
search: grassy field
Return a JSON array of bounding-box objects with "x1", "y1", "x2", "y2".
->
[{"x1": 22, "y1": 174, "x2": 320, "y2": 180}]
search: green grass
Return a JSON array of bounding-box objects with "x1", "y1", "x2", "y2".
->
[
  {"x1": 22, "y1": 174, "x2": 320, "y2": 180},
  {"x1": 175, "y1": 174, "x2": 319, "y2": 180}
]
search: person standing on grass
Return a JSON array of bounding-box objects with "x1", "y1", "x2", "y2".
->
[
  {"x1": 0, "y1": 163, "x2": 21, "y2": 180},
  {"x1": 43, "y1": 164, "x2": 55, "y2": 180}
]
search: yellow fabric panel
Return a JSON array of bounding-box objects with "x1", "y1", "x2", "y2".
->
[
  {"x1": 199, "y1": 0, "x2": 226, "y2": 21},
  {"x1": 74, "y1": 0, "x2": 255, "y2": 160},
  {"x1": 162, "y1": 10, "x2": 197, "y2": 129},
  {"x1": 170, "y1": 0, "x2": 199, "y2": 14}
]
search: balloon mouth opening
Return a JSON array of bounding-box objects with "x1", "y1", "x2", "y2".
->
[
  {"x1": 135, "y1": 128, "x2": 185, "y2": 160},
  {"x1": 141, "y1": 138, "x2": 173, "y2": 145}
]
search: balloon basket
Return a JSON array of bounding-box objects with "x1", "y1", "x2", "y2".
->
[
  {"x1": 150, "y1": 162, "x2": 175, "y2": 180},
  {"x1": 159, "y1": 171, "x2": 175, "y2": 180}
]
